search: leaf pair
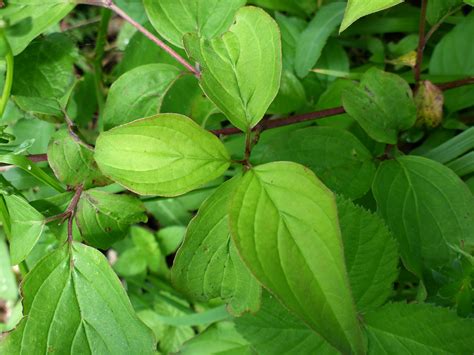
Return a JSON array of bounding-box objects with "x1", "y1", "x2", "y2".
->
[
  {"x1": 144, "y1": 1, "x2": 282, "y2": 132},
  {"x1": 174, "y1": 162, "x2": 369, "y2": 354}
]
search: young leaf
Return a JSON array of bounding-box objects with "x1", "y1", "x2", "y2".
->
[
  {"x1": 372, "y1": 156, "x2": 474, "y2": 276},
  {"x1": 184, "y1": 7, "x2": 282, "y2": 132},
  {"x1": 251, "y1": 126, "x2": 376, "y2": 199},
  {"x1": 76, "y1": 190, "x2": 148, "y2": 249},
  {"x1": 144, "y1": 0, "x2": 245, "y2": 48},
  {"x1": 342, "y1": 67, "x2": 417, "y2": 144},
  {"x1": 364, "y1": 303, "x2": 474, "y2": 354},
  {"x1": 172, "y1": 177, "x2": 261, "y2": 316},
  {"x1": 94, "y1": 113, "x2": 230, "y2": 196},
  {"x1": 340, "y1": 0, "x2": 404, "y2": 32},
  {"x1": 1, "y1": 0, "x2": 75, "y2": 55},
  {"x1": 235, "y1": 292, "x2": 338, "y2": 354},
  {"x1": 102, "y1": 64, "x2": 181, "y2": 130},
  {"x1": 229, "y1": 162, "x2": 365, "y2": 354},
  {"x1": 3, "y1": 194, "x2": 45, "y2": 265},
  {"x1": 47, "y1": 129, "x2": 105, "y2": 187},
  {"x1": 294, "y1": 2, "x2": 346, "y2": 78},
  {"x1": 0, "y1": 243, "x2": 155, "y2": 354},
  {"x1": 337, "y1": 197, "x2": 399, "y2": 312}
]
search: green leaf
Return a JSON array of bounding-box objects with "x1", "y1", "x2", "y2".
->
[
  {"x1": 47, "y1": 129, "x2": 105, "y2": 187},
  {"x1": 12, "y1": 33, "x2": 76, "y2": 99},
  {"x1": 156, "y1": 226, "x2": 186, "y2": 256},
  {"x1": 114, "y1": 227, "x2": 162, "y2": 277},
  {"x1": 249, "y1": 0, "x2": 317, "y2": 16},
  {"x1": 0, "y1": 154, "x2": 64, "y2": 192},
  {"x1": 0, "y1": 234, "x2": 17, "y2": 302},
  {"x1": 372, "y1": 156, "x2": 474, "y2": 276},
  {"x1": 144, "y1": 0, "x2": 245, "y2": 48},
  {"x1": 340, "y1": 0, "x2": 404, "y2": 32},
  {"x1": 342, "y1": 67, "x2": 417, "y2": 144},
  {"x1": 0, "y1": 242, "x2": 155, "y2": 354},
  {"x1": 3, "y1": 194, "x2": 45, "y2": 265},
  {"x1": 294, "y1": 2, "x2": 346, "y2": 78},
  {"x1": 94, "y1": 113, "x2": 230, "y2": 196},
  {"x1": 102, "y1": 64, "x2": 181, "y2": 130},
  {"x1": 229, "y1": 162, "x2": 365, "y2": 354},
  {"x1": 275, "y1": 13, "x2": 306, "y2": 72},
  {"x1": 430, "y1": 13, "x2": 474, "y2": 76},
  {"x1": 180, "y1": 322, "x2": 253, "y2": 355},
  {"x1": 466, "y1": 0, "x2": 474, "y2": 5},
  {"x1": 268, "y1": 70, "x2": 306, "y2": 114},
  {"x1": 184, "y1": 6, "x2": 282, "y2": 132},
  {"x1": 172, "y1": 177, "x2": 261, "y2": 316},
  {"x1": 1, "y1": 0, "x2": 75, "y2": 55},
  {"x1": 337, "y1": 197, "x2": 399, "y2": 312},
  {"x1": 252, "y1": 127, "x2": 376, "y2": 199},
  {"x1": 76, "y1": 190, "x2": 148, "y2": 249},
  {"x1": 364, "y1": 303, "x2": 474, "y2": 354},
  {"x1": 235, "y1": 292, "x2": 338, "y2": 355},
  {"x1": 427, "y1": 0, "x2": 463, "y2": 25}
]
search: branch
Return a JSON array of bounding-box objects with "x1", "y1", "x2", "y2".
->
[
  {"x1": 212, "y1": 107, "x2": 346, "y2": 136},
  {"x1": 437, "y1": 77, "x2": 474, "y2": 91},
  {"x1": 81, "y1": 0, "x2": 199, "y2": 76},
  {"x1": 414, "y1": 0, "x2": 428, "y2": 87}
]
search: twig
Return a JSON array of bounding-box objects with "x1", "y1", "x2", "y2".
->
[
  {"x1": 81, "y1": 0, "x2": 199, "y2": 76},
  {"x1": 414, "y1": 0, "x2": 428, "y2": 88},
  {"x1": 437, "y1": 77, "x2": 474, "y2": 91},
  {"x1": 45, "y1": 184, "x2": 84, "y2": 243},
  {"x1": 212, "y1": 107, "x2": 346, "y2": 136},
  {"x1": 424, "y1": 5, "x2": 463, "y2": 46}
]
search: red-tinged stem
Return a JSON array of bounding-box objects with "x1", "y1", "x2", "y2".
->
[
  {"x1": 212, "y1": 107, "x2": 346, "y2": 136},
  {"x1": 100, "y1": 1, "x2": 199, "y2": 76},
  {"x1": 414, "y1": 0, "x2": 428, "y2": 88},
  {"x1": 437, "y1": 77, "x2": 474, "y2": 91}
]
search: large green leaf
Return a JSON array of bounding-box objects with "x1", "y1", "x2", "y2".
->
[
  {"x1": 47, "y1": 129, "x2": 105, "y2": 187},
  {"x1": 364, "y1": 303, "x2": 474, "y2": 354},
  {"x1": 172, "y1": 177, "x2": 261, "y2": 316},
  {"x1": 372, "y1": 156, "x2": 474, "y2": 276},
  {"x1": 337, "y1": 197, "x2": 399, "y2": 312},
  {"x1": 102, "y1": 64, "x2": 181, "y2": 130},
  {"x1": 235, "y1": 292, "x2": 338, "y2": 354},
  {"x1": 184, "y1": 7, "x2": 282, "y2": 132},
  {"x1": 342, "y1": 68, "x2": 416, "y2": 144},
  {"x1": 0, "y1": 242, "x2": 155, "y2": 354},
  {"x1": 251, "y1": 126, "x2": 376, "y2": 199},
  {"x1": 94, "y1": 114, "x2": 230, "y2": 196},
  {"x1": 12, "y1": 33, "x2": 76, "y2": 99},
  {"x1": 294, "y1": 2, "x2": 346, "y2": 78},
  {"x1": 76, "y1": 190, "x2": 148, "y2": 250},
  {"x1": 229, "y1": 162, "x2": 365, "y2": 354},
  {"x1": 0, "y1": 0, "x2": 74, "y2": 55},
  {"x1": 3, "y1": 194, "x2": 45, "y2": 265},
  {"x1": 144, "y1": 0, "x2": 245, "y2": 48},
  {"x1": 340, "y1": 0, "x2": 404, "y2": 32}
]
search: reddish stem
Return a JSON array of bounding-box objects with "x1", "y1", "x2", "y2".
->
[
  {"x1": 414, "y1": 0, "x2": 428, "y2": 88},
  {"x1": 437, "y1": 77, "x2": 474, "y2": 91}
]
